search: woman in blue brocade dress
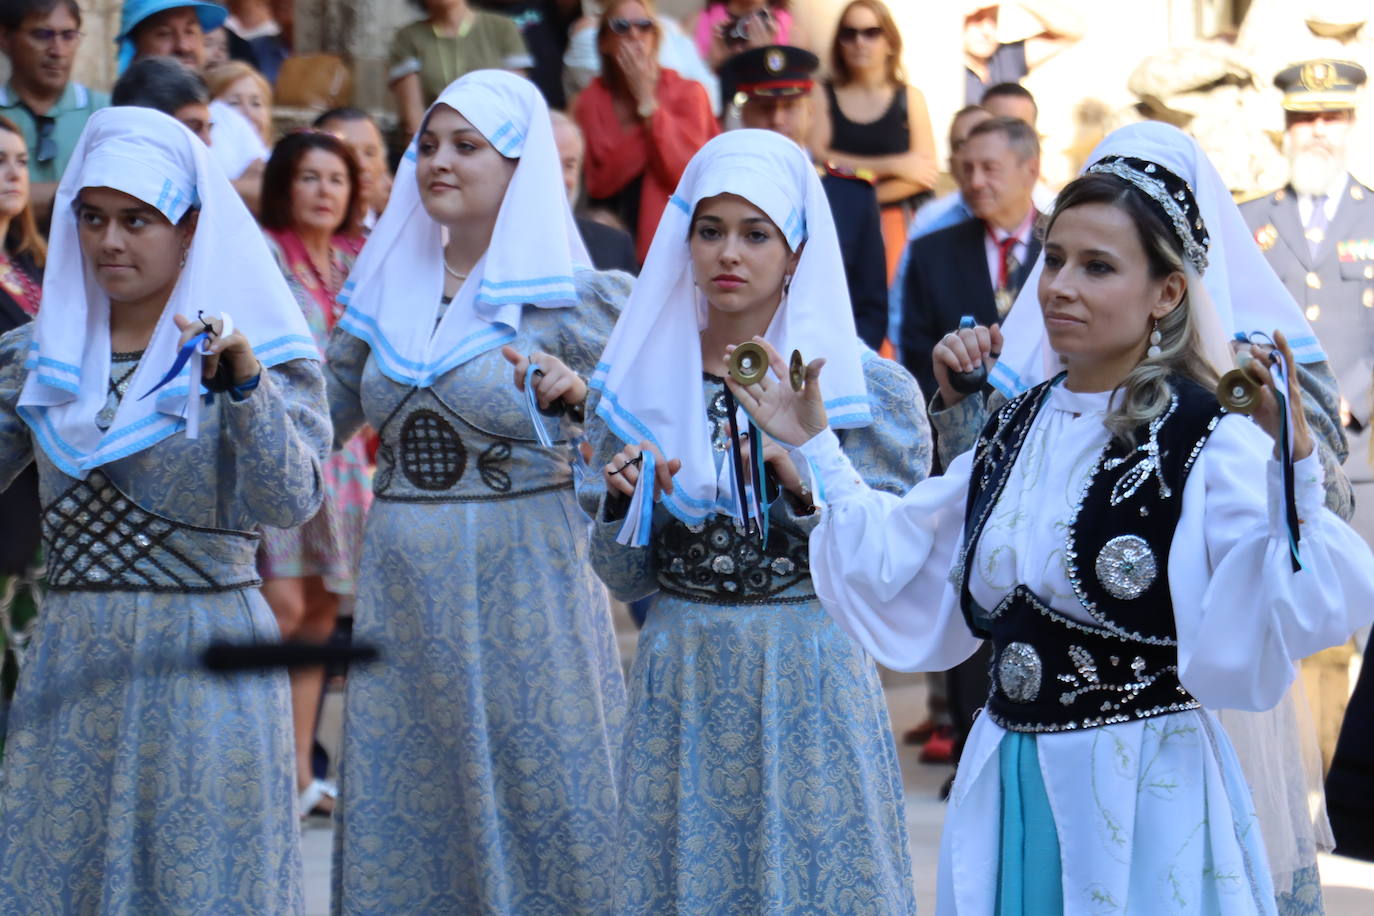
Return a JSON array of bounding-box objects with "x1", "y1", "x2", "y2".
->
[
  {"x1": 325, "y1": 71, "x2": 627, "y2": 914},
  {"x1": 577, "y1": 129, "x2": 924, "y2": 912},
  {"x1": 0, "y1": 108, "x2": 325, "y2": 912}
]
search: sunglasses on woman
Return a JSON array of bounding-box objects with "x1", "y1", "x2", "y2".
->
[
  {"x1": 838, "y1": 25, "x2": 884, "y2": 43},
  {"x1": 609, "y1": 17, "x2": 655, "y2": 35}
]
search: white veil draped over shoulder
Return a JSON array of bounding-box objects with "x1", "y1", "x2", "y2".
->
[
  {"x1": 590, "y1": 129, "x2": 871, "y2": 526},
  {"x1": 989, "y1": 121, "x2": 1326, "y2": 400},
  {"x1": 18, "y1": 107, "x2": 314, "y2": 478}
]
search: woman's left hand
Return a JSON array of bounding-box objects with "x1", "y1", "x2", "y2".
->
[
  {"x1": 501, "y1": 346, "x2": 588, "y2": 410},
  {"x1": 1242, "y1": 329, "x2": 1313, "y2": 462},
  {"x1": 174, "y1": 314, "x2": 259, "y2": 385},
  {"x1": 756, "y1": 10, "x2": 781, "y2": 46},
  {"x1": 723, "y1": 336, "x2": 828, "y2": 447}
]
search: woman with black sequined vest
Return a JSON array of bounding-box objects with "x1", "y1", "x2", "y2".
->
[
  {"x1": 572, "y1": 129, "x2": 926, "y2": 912},
  {"x1": 729, "y1": 146, "x2": 1374, "y2": 912}
]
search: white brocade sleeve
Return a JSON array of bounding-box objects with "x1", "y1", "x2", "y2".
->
[
  {"x1": 1173, "y1": 415, "x2": 1374, "y2": 711},
  {"x1": 798, "y1": 428, "x2": 982, "y2": 672}
]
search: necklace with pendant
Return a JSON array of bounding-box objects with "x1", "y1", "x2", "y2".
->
[{"x1": 96, "y1": 350, "x2": 144, "y2": 431}]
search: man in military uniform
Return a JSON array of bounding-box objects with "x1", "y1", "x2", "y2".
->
[
  {"x1": 1241, "y1": 59, "x2": 1374, "y2": 532},
  {"x1": 720, "y1": 45, "x2": 888, "y2": 350},
  {"x1": 1241, "y1": 58, "x2": 1373, "y2": 804}
]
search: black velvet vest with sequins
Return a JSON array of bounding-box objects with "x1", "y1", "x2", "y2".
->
[{"x1": 956, "y1": 374, "x2": 1224, "y2": 732}]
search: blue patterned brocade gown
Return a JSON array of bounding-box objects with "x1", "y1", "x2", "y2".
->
[
  {"x1": 325, "y1": 270, "x2": 629, "y2": 914},
  {"x1": 579, "y1": 354, "x2": 928, "y2": 914},
  {"x1": 0, "y1": 325, "x2": 329, "y2": 914}
]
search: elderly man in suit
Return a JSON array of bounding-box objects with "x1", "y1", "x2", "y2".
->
[
  {"x1": 899, "y1": 115, "x2": 1041, "y2": 400},
  {"x1": 550, "y1": 109, "x2": 639, "y2": 276}
]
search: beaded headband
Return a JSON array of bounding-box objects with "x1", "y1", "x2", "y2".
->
[{"x1": 1085, "y1": 155, "x2": 1211, "y2": 273}]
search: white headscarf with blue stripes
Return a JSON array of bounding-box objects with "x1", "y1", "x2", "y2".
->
[
  {"x1": 990, "y1": 121, "x2": 1326, "y2": 399},
  {"x1": 18, "y1": 106, "x2": 315, "y2": 479},
  {"x1": 591, "y1": 129, "x2": 871, "y2": 525},
  {"x1": 336, "y1": 70, "x2": 590, "y2": 388}
]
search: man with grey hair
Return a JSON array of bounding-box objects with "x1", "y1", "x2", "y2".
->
[
  {"x1": 899, "y1": 115, "x2": 1041, "y2": 401},
  {"x1": 1239, "y1": 58, "x2": 1374, "y2": 859},
  {"x1": 549, "y1": 108, "x2": 638, "y2": 275}
]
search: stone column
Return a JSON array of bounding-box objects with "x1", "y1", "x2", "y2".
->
[{"x1": 73, "y1": 0, "x2": 123, "y2": 93}]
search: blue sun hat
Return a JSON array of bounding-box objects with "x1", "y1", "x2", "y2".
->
[{"x1": 116, "y1": 0, "x2": 228, "y2": 74}]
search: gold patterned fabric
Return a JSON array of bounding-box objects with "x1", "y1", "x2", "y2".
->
[
  {"x1": 326, "y1": 270, "x2": 629, "y2": 914},
  {"x1": 580, "y1": 356, "x2": 929, "y2": 913}
]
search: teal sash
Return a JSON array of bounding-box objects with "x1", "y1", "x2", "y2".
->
[{"x1": 996, "y1": 733, "x2": 1064, "y2": 915}]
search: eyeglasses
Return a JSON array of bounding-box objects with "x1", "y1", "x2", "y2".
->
[
  {"x1": 34, "y1": 116, "x2": 56, "y2": 164},
  {"x1": 26, "y1": 28, "x2": 82, "y2": 45},
  {"x1": 608, "y1": 17, "x2": 655, "y2": 36},
  {"x1": 837, "y1": 26, "x2": 884, "y2": 44}
]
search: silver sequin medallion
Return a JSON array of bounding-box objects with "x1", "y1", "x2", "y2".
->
[
  {"x1": 997, "y1": 642, "x2": 1042, "y2": 703},
  {"x1": 1094, "y1": 534, "x2": 1157, "y2": 600}
]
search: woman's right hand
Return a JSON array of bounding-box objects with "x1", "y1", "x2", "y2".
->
[
  {"x1": 616, "y1": 44, "x2": 659, "y2": 110},
  {"x1": 933, "y1": 321, "x2": 1002, "y2": 407},
  {"x1": 604, "y1": 441, "x2": 682, "y2": 500}
]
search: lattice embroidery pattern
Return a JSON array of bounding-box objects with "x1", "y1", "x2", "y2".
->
[{"x1": 43, "y1": 472, "x2": 243, "y2": 591}]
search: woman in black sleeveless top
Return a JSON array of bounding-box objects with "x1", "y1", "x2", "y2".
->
[
  {"x1": 810, "y1": 0, "x2": 935, "y2": 209},
  {"x1": 810, "y1": 0, "x2": 935, "y2": 289}
]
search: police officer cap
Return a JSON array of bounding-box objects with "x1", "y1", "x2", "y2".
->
[
  {"x1": 721, "y1": 45, "x2": 819, "y2": 98},
  {"x1": 1275, "y1": 59, "x2": 1367, "y2": 112}
]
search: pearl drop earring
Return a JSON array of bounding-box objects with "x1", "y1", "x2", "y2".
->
[{"x1": 1147, "y1": 319, "x2": 1162, "y2": 359}]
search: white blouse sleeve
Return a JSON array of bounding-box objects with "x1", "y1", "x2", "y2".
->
[
  {"x1": 1173, "y1": 414, "x2": 1374, "y2": 711},
  {"x1": 798, "y1": 428, "x2": 983, "y2": 672}
]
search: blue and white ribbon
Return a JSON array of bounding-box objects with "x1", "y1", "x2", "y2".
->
[
  {"x1": 522, "y1": 362, "x2": 556, "y2": 449},
  {"x1": 616, "y1": 449, "x2": 656, "y2": 548}
]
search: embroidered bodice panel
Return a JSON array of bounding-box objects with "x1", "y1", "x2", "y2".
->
[{"x1": 326, "y1": 270, "x2": 629, "y2": 503}]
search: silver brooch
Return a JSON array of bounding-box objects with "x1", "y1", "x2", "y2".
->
[
  {"x1": 1094, "y1": 534, "x2": 1157, "y2": 600},
  {"x1": 997, "y1": 642, "x2": 1042, "y2": 703}
]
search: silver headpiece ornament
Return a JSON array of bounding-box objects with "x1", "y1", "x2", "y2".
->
[{"x1": 1085, "y1": 156, "x2": 1211, "y2": 273}]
